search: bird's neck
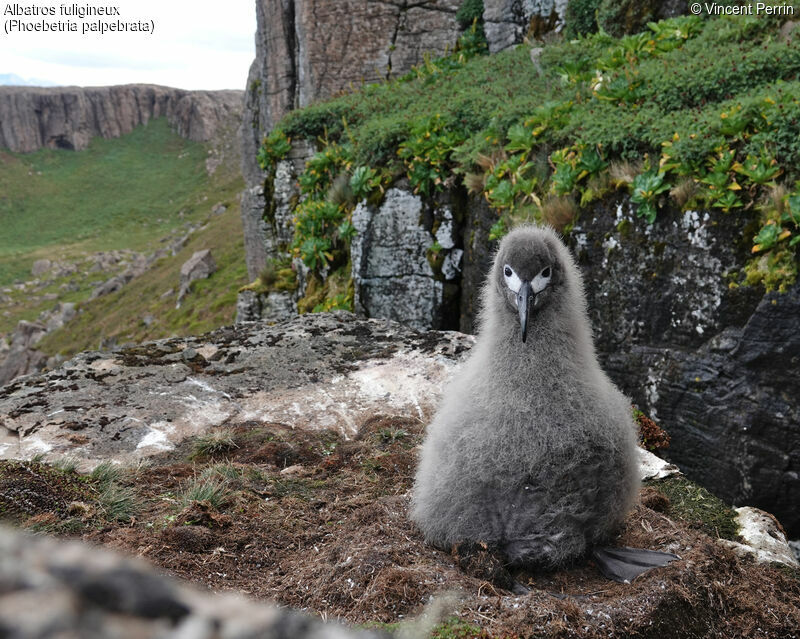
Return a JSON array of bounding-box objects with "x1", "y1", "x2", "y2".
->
[{"x1": 481, "y1": 298, "x2": 597, "y2": 377}]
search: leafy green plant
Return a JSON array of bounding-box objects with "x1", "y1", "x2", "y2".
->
[
  {"x1": 260, "y1": 10, "x2": 800, "y2": 310},
  {"x1": 298, "y1": 143, "x2": 354, "y2": 196},
  {"x1": 522, "y1": 101, "x2": 573, "y2": 139},
  {"x1": 257, "y1": 129, "x2": 292, "y2": 170},
  {"x1": 349, "y1": 166, "x2": 381, "y2": 201},
  {"x1": 712, "y1": 190, "x2": 744, "y2": 213},
  {"x1": 299, "y1": 236, "x2": 333, "y2": 272},
  {"x1": 563, "y1": 0, "x2": 601, "y2": 38},
  {"x1": 398, "y1": 115, "x2": 465, "y2": 195},
  {"x1": 456, "y1": 0, "x2": 484, "y2": 29},
  {"x1": 549, "y1": 148, "x2": 580, "y2": 195},
  {"x1": 735, "y1": 148, "x2": 782, "y2": 186},
  {"x1": 484, "y1": 154, "x2": 540, "y2": 210},
  {"x1": 291, "y1": 199, "x2": 346, "y2": 272},
  {"x1": 630, "y1": 169, "x2": 671, "y2": 223},
  {"x1": 577, "y1": 146, "x2": 608, "y2": 176},
  {"x1": 488, "y1": 216, "x2": 509, "y2": 241},
  {"x1": 753, "y1": 191, "x2": 800, "y2": 252},
  {"x1": 556, "y1": 58, "x2": 594, "y2": 85}
]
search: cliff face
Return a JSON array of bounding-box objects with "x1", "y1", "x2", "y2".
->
[
  {"x1": 240, "y1": 0, "x2": 463, "y2": 280},
  {"x1": 0, "y1": 84, "x2": 243, "y2": 152}
]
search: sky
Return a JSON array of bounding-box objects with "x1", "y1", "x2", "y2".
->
[{"x1": 0, "y1": 0, "x2": 256, "y2": 90}]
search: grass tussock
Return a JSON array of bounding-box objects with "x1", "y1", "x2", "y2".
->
[
  {"x1": 98, "y1": 482, "x2": 139, "y2": 523},
  {"x1": 541, "y1": 195, "x2": 579, "y2": 231},
  {"x1": 190, "y1": 430, "x2": 239, "y2": 460},
  {"x1": 178, "y1": 477, "x2": 232, "y2": 510}
]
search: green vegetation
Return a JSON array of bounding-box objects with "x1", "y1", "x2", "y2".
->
[
  {"x1": 648, "y1": 475, "x2": 739, "y2": 541},
  {"x1": 0, "y1": 458, "x2": 139, "y2": 531},
  {"x1": 1, "y1": 117, "x2": 247, "y2": 358},
  {"x1": 190, "y1": 430, "x2": 239, "y2": 460},
  {"x1": 0, "y1": 119, "x2": 208, "y2": 286},
  {"x1": 261, "y1": 4, "x2": 800, "y2": 299},
  {"x1": 97, "y1": 481, "x2": 139, "y2": 523},
  {"x1": 178, "y1": 477, "x2": 232, "y2": 510},
  {"x1": 32, "y1": 201, "x2": 246, "y2": 357}
]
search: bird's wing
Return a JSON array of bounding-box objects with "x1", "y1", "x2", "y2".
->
[{"x1": 591, "y1": 546, "x2": 680, "y2": 583}]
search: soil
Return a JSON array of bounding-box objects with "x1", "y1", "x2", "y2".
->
[{"x1": 2, "y1": 415, "x2": 799, "y2": 638}]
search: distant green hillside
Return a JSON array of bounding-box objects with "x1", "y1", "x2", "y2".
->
[
  {"x1": 260, "y1": 5, "x2": 800, "y2": 301},
  {"x1": 0, "y1": 118, "x2": 211, "y2": 286},
  {"x1": 0, "y1": 117, "x2": 247, "y2": 356}
]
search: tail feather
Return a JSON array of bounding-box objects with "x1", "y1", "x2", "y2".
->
[{"x1": 592, "y1": 546, "x2": 679, "y2": 583}]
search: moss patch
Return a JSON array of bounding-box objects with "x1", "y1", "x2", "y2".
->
[{"x1": 646, "y1": 475, "x2": 740, "y2": 541}]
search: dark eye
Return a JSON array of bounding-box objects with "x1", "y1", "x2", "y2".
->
[
  {"x1": 541, "y1": 267, "x2": 551, "y2": 278},
  {"x1": 504, "y1": 266, "x2": 512, "y2": 277}
]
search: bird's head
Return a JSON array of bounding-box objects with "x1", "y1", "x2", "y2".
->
[{"x1": 492, "y1": 226, "x2": 565, "y2": 343}]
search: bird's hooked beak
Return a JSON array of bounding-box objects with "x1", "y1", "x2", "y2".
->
[{"x1": 517, "y1": 281, "x2": 534, "y2": 343}]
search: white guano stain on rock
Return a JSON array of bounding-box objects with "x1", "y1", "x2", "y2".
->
[
  {"x1": 435, "y1": 207, "x2": 456, "y2": 250},
  {"x1": 240, "y1": 348, "x2": 467, "y2": 438},
  {"x1": 644, "y1": 371, "x2": 660, "y2": 420},
  {"x1": 136, "y1": 421, "x2": 175, "y2": 451},
  {"x1": 719, "y1": 507, "x2": 800, "y2": 568},
  {"x1": 638, "y1": 448, "x2": 680, "y2": 480}
]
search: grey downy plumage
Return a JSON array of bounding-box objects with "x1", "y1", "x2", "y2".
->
[{"x1": 411, "y1": 225, "x2": 677, "y2": 583}]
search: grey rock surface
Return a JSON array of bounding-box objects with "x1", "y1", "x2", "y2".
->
[
  {"x1": 43, "y1": 303, "x2": 76, "y2": 333},
  {"x1": 177, "y1": 249, "x2": 218, "y2": 305},
  {"x1": 90, "y1": 273, "x2": 133, "y2": 300},
  {"x1": 30, "y1": 260, "x2": 52, "y2": 277},
  {"x1": 351, "y1": 189, "x2": 443, "y2": 331},
  {"x1": 0, "y1": 85, "x2": 243, "y2": 152},
  {"x1": 235, "y1": 290, "x2": 297, "y2": 325},
  {"x1": 483, "y1": 0, "x2": 569, "y2": 52},
  {"x1": 241, "y1": 142, "x2": 314, "y2": 283},
  {"x1": 0, "y1": 322, "x2": 48, "y2": 388},
  {"x1": 0, "y1": 524, "x2": 382, "y2": 639},
  {"x1": 0, "y1": 312, "x2": 474, "y2": 468}
]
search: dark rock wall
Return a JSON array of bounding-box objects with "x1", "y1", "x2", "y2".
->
[{"x1": 0, "y1": 85, "x2": 243, "y2": 152}]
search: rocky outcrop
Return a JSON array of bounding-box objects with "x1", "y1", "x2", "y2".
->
[
  {"x1": 240, "y1": 0, "x2": 464, "y2": 283},
  {"x1": 351, "y1": 187, "x2": 464, "y2": 330},
  {"x1": 0, "y1": 321, "x2": 47, "y2": 387},
  {"x1": 483, "y1": 0, "x2": 569, "y2": 52},
  {"x1": 481, "y1": 0, "x2": 689, "y2": 52},
  {"x1": 241, "y1": 0, "x2": 462, "y2": 176},
  {"x1": 0, "y1": 313, "x2": 797, "y2": 639},
  {"x1": 0, "y1": 525, "x2": 381, "y2": 639},
  {"x1": 0, "y1": 312, "x2": 474, "y2": 467},
  {"x1": 0, "y1": 85, "x2": 243, "y2": 152},
  {"x1": 339, "y1": 188, "x2": 800, "y2": 537},
  {"x1": 177, "y1": 249, "x2": 217, "y2": 306}
]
